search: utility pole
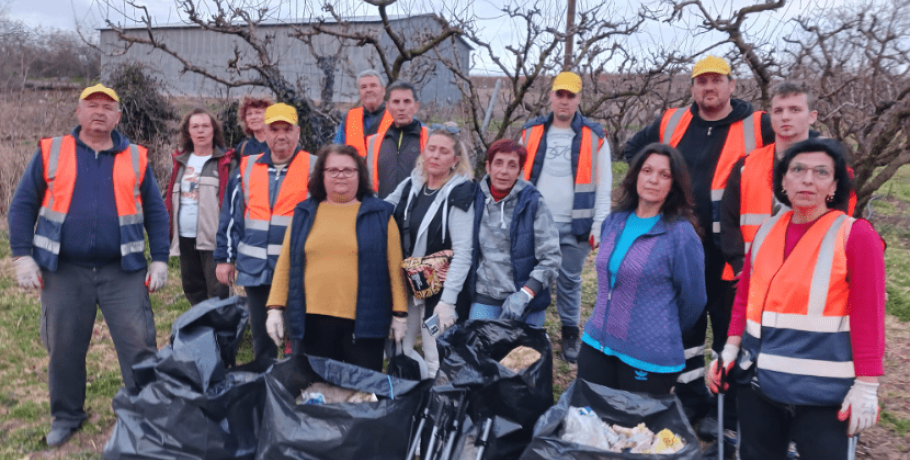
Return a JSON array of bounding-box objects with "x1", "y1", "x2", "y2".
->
[{"x1": 564, "y1": 0, "x2": 576, "y2": 70}]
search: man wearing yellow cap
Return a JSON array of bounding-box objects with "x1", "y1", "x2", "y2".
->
[
  {"x1": 519, "y1": 71, "x2": 612, "y2": 363},
  {"x1": 624, "y1": 56, "x2": 774, "y2": 443},
  {"x1": 215, "y1": 103, "x2": 316, "y2": 365},
  {"x1": 7, "y1": 84, "x2": 170, "y2": 447}
]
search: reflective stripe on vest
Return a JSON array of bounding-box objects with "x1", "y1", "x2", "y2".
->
[
  {"x1": 364, "y1": 126, "x2": 428, "y2": 192},
  {"x1": 34, "y1": 135, "x2": 147, "y2": 271},
  {"x1": 742, "y1": 211, "x2": 854, "y2": 405},
  {"x1": 660, "y1": 108, "x2": 764, "y2": 235},
  {"x1": 238, "y1": 152, "x2": 311, "y2": 261},
  {"x1": 345, "y1": 107, "x2": 394, "y2": 157}
]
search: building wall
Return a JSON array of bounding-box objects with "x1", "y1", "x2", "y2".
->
[{"x1": 99, "y1": 16, "x2": 470, "y2": 105}]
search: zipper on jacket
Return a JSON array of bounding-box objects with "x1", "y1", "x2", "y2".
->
[
  {"x1": 707, "y1": 127, "x2": 713, "y2": 136},
  {"x1": 599, "y1": 226, "x2": 653, "y2": 349}
]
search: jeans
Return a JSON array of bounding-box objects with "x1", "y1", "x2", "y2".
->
[
  {"x1": 40, "y1": 262, "x2": 158, "y2": 429},
  {"x1": 469, "y1": 302, "x2": 547, "y2": 327},
  {"x1": 555, "y1": 222, "x2": 591, "y2": 328}
]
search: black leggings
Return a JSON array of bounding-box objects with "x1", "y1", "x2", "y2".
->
[
  {"x1": 298, "y1": 314, "x2": 385, "y2": 372},
  {"x1": 737, "y1": 383, "x2": 855, "y2": 460},
  {"x1": 576, "y1": 343, "x2": 680, "y2": 396}
]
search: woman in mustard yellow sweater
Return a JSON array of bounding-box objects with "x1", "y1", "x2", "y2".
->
[{"x1": 265, "y1": 144, "x2": 408, "y2": 371}]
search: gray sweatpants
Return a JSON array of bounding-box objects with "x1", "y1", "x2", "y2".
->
[{"x1": 40, "y1": 261, "x2": 158, "y2": 429}]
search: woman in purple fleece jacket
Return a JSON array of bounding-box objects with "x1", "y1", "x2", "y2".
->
[{"x1": 577, "y1": 143, "x2": 707, "y2": 395}]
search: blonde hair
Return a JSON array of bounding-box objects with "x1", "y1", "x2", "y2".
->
[{"x1": 416, "y1": 122, "x2": 473, "y2": 183}]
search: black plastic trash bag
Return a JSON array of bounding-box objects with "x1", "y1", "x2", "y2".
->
[
  {"x1": 433, "y1": 319, "x2": 554, "y2": 460},
  {"x1": 519, "y1": 379, "x2": 701, "y2": 460},
  {"x1": 104, "y1": 295, "x2": 265, "y2": 459},
  {"x1": 388, "y1": 340, "x2": 422, "y2": 381},
  {"x1": 256, "y1": 354, "x2": 430, "y2": 460}
]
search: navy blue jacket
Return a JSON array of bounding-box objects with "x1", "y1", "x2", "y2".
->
[
  {"x1": 8, "y1": 127, "x2": 169, "y2": 270},
  {"x1": 470, "y1": 186, "x2": 551, "y2": 313},
  {"x1": 285, "y1": 196, "x2": 396, "y2": 340}
]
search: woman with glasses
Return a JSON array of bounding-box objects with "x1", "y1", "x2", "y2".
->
[
  {"x1": 466, "y1": 139, "x2": 561, "y2": 326},
  {"x1": 385, "y1": 122, "x2": 475, "y2": 379},
  {"x1": 264, "y1": 144, "x2": 409, "y2": 372},
  {"x1": 709, "y1": 138, "x2": 885, "y2": 460}
]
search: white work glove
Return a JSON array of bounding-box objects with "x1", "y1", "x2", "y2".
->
[
  {"x1": 390, "y1": 316, "x2": 408, "y2": 342},
  {"x1": 266, "y1": 308, "x2": 285, "y2": 347},
  {"x1": 434, "y1": 301, "x2": 458, "y2": 333},
  {"x1": 838, "y1": 380, "x2": 880, "y2": 436},
  {"x1": 500, "y1": 288, "x2": 533, "y2": 321},
  {"x1": 14, "y1": 256, "x2": 43, "y2": 290},
  {"x1": 145, "y1": 261, "x2": 168, "y2": 292},
  {"x1": 709, "y1": 343, "x2": 739, "y2": 394}
]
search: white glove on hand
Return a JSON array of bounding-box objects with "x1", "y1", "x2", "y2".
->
[
  {"x1": 434, "y1": 301, "x2": 458, "y2": 333},
  {"x1": 145, "y1": 261, "x2": 168, "y2": 292},
  {"x1": 838, "y1": 380, "x2": 880, "y2": 436},
  {"x1": 709, "y1": 343, "x2": 739, "y2": 393},
  {"x1": 266, "y1": 308, "x2": 285, "y2": 347},
  {"x1": 500, "y1": 289, "x2": 533, "y2": 321},
  {"x1": 390, "y1": 316, "x2": 408, "y2": 342},
  {"x1": 14, "y1": 256, "x2": 42, "y2": 290}
]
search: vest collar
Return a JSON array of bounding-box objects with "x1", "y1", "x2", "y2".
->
[
  {"x1": 258, "y1": 147, "x2": 303, "y2": 166},
  {"x1": 72, "y1": 126, "x2": 129, "y2": 154}
]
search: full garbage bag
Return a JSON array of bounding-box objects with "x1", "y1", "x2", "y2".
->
[
  {"x1": 104, "y1": 295, "x2": 264, "y2": 459},
  {"x1": 519, "y1": 379, "x2": 701, "y2": 460},
  {"x1": 432, "y1": 319, "x2": 554, "y2": 460},
  {"x1": 256, "y1": 354, "x2": 430, "y2": 460}
]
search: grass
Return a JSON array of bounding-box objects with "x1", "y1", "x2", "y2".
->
[{"x1": 881, "y1": 410, "x2": 910, "y2": 437}]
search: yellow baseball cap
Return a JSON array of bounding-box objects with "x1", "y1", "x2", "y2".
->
[
  {"x1": 692, "y1": 56, "x2": 731, "y2": 78},
  {"x1": 263, "y1": 103, "x2": 298, "y2": 125},
  {"x1": 552, "y1": 71, "x2": 582, "y2": 94},
  {"x1": 80, "y1": 84, "x2": 119, "y2": 102}
]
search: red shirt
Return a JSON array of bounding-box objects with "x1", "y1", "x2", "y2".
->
[{"x1": 728, "y1": 216, "x2": 885, "y2": 376}]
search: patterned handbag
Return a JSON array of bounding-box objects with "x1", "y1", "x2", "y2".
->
[{"x1": 400, "y1": 249, "x2": 454, "y2": 299}]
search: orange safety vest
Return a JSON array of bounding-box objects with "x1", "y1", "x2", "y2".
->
[
  {"x1": 33, "y1": 135, "x2": 148, "y2": 271},
  {"x1": 344, "y1": 107, "x2": 394, "y2": 157},
  {"x1": 364, "y1": 125, "x2": 429, "y2": 192},
  {"x1": 740, "y1": 210, "x2": 855, "y2": 406}
]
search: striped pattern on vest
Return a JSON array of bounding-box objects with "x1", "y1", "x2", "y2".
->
[
  {"x1": 33, "y1": 135, "x2": 147, "y2": 271},
  {"x1": 741, "y1": 210, "x2": 854, "y2": 406},
  {"x1": 521, "y1": 123, "x2": 601, "y2": 236},
  {"x1": 344, "y1": 108, "x2": 394, "y2": 157},
  {"x1": 659, "y1": 107, "x2": 764, "y2": 235},
  {"x1": 364, "y1": 126, "x2": 428, "y2": 192},
  {"x1": 236, "y1": 152, "x2": 311, "y2": 275}
]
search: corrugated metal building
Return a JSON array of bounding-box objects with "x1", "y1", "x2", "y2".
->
[{"x1": 99, "y1": 14, "x2": 471, "y2": 105}]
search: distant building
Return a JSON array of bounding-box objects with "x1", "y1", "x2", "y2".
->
[{"x1": 99, "y1": 14, "x2": 471, "y2": 105}]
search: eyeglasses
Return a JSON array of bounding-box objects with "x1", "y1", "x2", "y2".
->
[
  {"x1": 787, "y1": 163, "x2": 833, "y2": 180},
  {"x1": 324, "y1": 167, "x2": 358, "y2": 178},
  {"x1": 430, "y1": 123, "x2": 460, "y2": 134}
]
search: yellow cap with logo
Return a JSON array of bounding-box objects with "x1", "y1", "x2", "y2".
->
[
  {"x1": 692, "y1": 56, "x2": 731, "y2": 78},
  {"x1": 552, "y1": 71, "x2": 582, "y2": 94},
  {"x1": 264, "y1": 103, "x2": 298, "y2": 125},
  {"x1": 80, "y1": 84, "x2": 119, "y2": 102}
]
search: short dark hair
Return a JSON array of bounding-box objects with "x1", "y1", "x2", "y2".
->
[
  {"x1": 238, "y1": 96, "x2": 273, "y2": 135},
  {"x1": 617, "y1": 143, "x2": 700, "y2": 235},
  {"x1": 177, "y1": 107, "x2": 226, "y2": 153},
  {"x1": 773, "y1": 138, "x2": 853, "y2": 210},
  {"x1": 387, "y1": 81, "x2": 419, "y2": 103},
  {"x1": 485, "y1": 138, "x2": 528, "y2": 169},
  {"x1": 770, "y1": 81, "x2": 816, "y2": 111},
  {"x1": 307, "y1": 144, "x2": 374, "y2": 202}
]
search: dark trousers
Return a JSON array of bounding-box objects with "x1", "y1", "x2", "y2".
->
[
  {"x1": 244, "y1": 284, "x2": 278, "y2": 364},
  {"x1": 576, "y1": 343, "x2": 680, "y2": 396},
  {"x1": 40, "y1": 262, "x2": 158, "y2": 429},
  {"x1": 738, "y1": 383, "x2": 854, "y2": 460},
  {"x1": 295, "y1": 314, "x2": 385, "y2": 372},
  {"x1": 178, "y1": 237, "x2": 230, "y2": 306}
]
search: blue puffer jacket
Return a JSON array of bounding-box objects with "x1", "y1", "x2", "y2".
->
[{"x1": 284, "y1": 195, "x2": 396, "y2": 340}]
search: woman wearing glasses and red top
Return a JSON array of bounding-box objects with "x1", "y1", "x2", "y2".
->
[
  {"x1": 385, "y1": 122, "x2": 475, "y2": 379},
  {"x1": 710, "y1": 138, "x2": 885, "y2": 460},
  {"x1": 264, "y1": 144, "x2": 409, "y2": 372}
]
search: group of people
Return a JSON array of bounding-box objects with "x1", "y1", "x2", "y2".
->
[{"x1": 7, "y1": 55, "x2": 884, "y2": 459}]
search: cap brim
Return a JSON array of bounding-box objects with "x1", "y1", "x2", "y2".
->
[
  {"x1": 552, "y1": 85, "x2": 580, "y2": 94},
  {"x1": 691, "y1": 70, "x2": 730, "y2": 78},
  {"x1": 265, "y1": 116, "x2": 297, "y2": 125},
  {"x1": 81, "y1": 90, "x2": 119, "y2": 102}
]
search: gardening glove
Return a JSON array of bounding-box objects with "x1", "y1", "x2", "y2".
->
[
  {"x1": 266, "y1": 308, "x2": 284, "y2": 347},
  {"x1": 434, "y1": 301, "x2": 458, "y2": 333},
  {"x1": 14, "y1": 256, "x2": 42, "y2": 290},
  {"x1": 145, "y1": 261, "x2": 168, "y2": 292},
  {"x1": 215, "y1": 263, "x2": 235, "y2": 286},
  {"x1": 709, "y1": 343, "x2": 739, "y2": 393},
  {"x1": 390, "y1": 316, "x2": 408, "y2": 342},
  {"x1": 838, "y1": 380, "x2": 880, "y2": 436},
  {"x1": 500, "y1": 288, "x2": 533, "y2": 321}
]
